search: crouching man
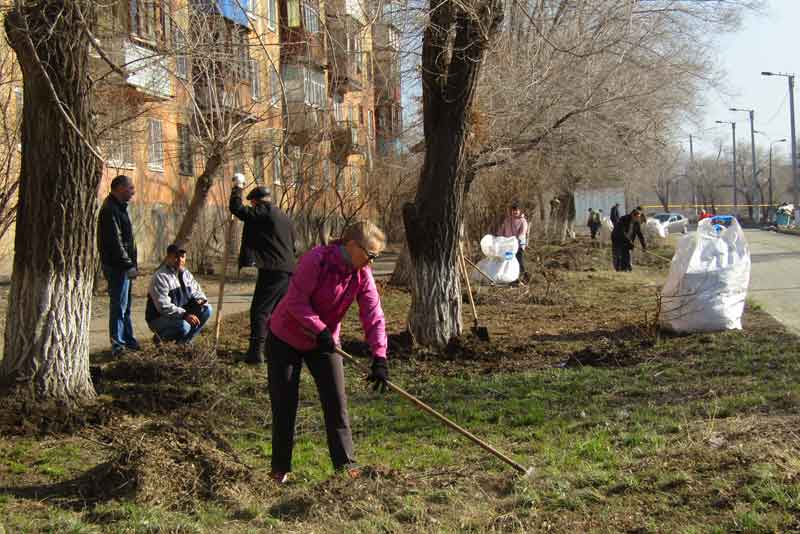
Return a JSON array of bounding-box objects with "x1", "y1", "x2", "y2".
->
[{"x1": 146, "y1": 244, "x2": 213, "y2": 344}]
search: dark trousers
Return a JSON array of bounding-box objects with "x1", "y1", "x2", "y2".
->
[
  {"x1": 516, "y1": 245, "x2": 526, "y2": 276},
  {"x1": 267, "y1": 332, "x2": 356, "y2": 473},
  {"x1": 102, "y1": 265, "x2": 137, "y2": 351},
  {"x1": 589, "y1": 223, "x2": 600, "y2": 239},
  {"x1": 612, "y1": 241, "x2": 632, "y2": 271},
  {"x1": 251, "y1": 269, "x2": 291, "y2": 340}
]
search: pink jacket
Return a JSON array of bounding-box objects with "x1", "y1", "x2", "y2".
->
[
  {"x1": 498, "y1": 213, "x2": 529, "y2": 242},
  {"x1": 269, "y1": 242, "x2": 387, "y2": 359}
]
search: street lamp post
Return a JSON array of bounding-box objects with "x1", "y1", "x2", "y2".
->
[
  {"x1": 730, "y1": 107, "x2": 758, "y2": 221},
  {"x1": 762, "y1": 72, "x2": 798, "y2": 213},
  {"x1": 716, "y1": 120, "x2": 737, "y2": 214}
]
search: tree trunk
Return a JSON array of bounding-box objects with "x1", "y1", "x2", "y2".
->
[
  {"x1": 1, "y1": 2, "x2": 100, "y2": 404},
  {"x1": 403, "y1": 0, "x2": 503, "y2": 348},
  {"x1": 173, "y1": 153, "x2": 223, "y2": 247},
  {"x1": 388, "y1": 244, "x2": 412, "y2": 287}
]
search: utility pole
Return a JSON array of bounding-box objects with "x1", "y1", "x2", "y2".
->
[
  {"x1": 731, "y1": 108, "x2": 758, "y2": 221},
  {"x1": 689, "y1": 134, "x2": 696, "y2": 215},
  {"x1": 717, "y1": 121, "x2": 738, "y2": 214},
  {"x1": 762, "y1": 72, "x2": 799, "y2": 217}
]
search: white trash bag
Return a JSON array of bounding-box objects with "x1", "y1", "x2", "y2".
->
[
  {"x1": 473, "y1": 235, "x2": 519, "y2": 284},
  {"x1": 598, "y1": 216, "x2": 613, "y2": 245},
  {"x1": 659, "y1": 216, "x2": 750, "y2": 333}
]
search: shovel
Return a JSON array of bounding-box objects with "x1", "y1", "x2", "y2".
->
[{"x1": 458, "y1": 243, "x2": 490, "y2": 341}]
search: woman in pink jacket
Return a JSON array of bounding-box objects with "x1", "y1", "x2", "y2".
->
[{"x1": 266, "y1": 220, "x2": 389, "y2": 484}]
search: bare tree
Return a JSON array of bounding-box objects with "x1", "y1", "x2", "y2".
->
[{"x1": 1, "y1": 1, "x2": 102, "y2": 403}]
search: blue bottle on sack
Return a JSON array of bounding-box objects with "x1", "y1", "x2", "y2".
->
[{"x1": 504, "y1": 250, "x2": 515, "y2": 260}]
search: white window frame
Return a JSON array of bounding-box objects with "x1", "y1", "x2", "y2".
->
[
  {"x1": 302, "y1": 2, "x2": 320, "y2": 33},
  {"x1": 174, "y1": 28, "x2": 188, "y2": 79},
  {"x1": 388, "y1": 25, "x2": 400, "y2": 50},
  {"x1": 147, "y1": 118, "x2": 164, "y2": 171},
  {"x1": 107, "y1": 137, "x2": 136, "y2": 169},
  {"x1": 267, "y1": 0, "x2": 277, "y2": 31},
  {"x1": 367, "y1": 110, "x2": 374, "y2": 139},
  {"x1": 351, "y1": 165, "x2": 359, "y2": 192},
  {"x1": 250, "y1": 59, "x2": 262, "y2": 100}
]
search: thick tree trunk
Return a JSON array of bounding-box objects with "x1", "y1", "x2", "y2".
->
[
  {"x1": 403, "y1": 0, "x2": 503, "y2": 348},
  {"x1": 1, "y1": 2, "x2": 100, "y2": 404},
  {"x1": 173, "y1": 153, "x2": 223, "y2": 248}
]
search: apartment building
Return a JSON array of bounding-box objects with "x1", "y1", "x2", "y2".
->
[{"x1": 0, "y1": 0, "x2": 403, "y2": 269}]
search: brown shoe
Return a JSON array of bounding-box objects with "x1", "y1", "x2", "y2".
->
[{"x1": 345, "y1": 467, "x2": 362, "y2": 479}]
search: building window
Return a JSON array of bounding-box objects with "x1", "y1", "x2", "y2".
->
[
  {"x1": 147, "y1": 118, "x2": 164, "y2": 171},
  {"x1": 322, "y1": 161, "x2": 330, "y2": 187},
  {"x1": 287, "y1": 0, "x2": 301, "y2": 27},
  {"x1": 267, "y1": 0, "x2": 277, "y2": 30},
  {"x1": 270, "y1": 64, "x2": 281, "y2": 105},
  {"x1": 351, "y1": 165, "x2": 359, "y2": 192},
  {"x1": 234, "y1": 28, "x2": 250, "y2": 80},
  {"x1": 333, "y1": 94, "x2": 344, "y2": 122},
  {"x1": 253, "y1": 143, "x2": 265, "y2": 184},
  {"x1": 107, "y1": 136, "x2": 135, "y2": 169},
  {"x1": 130, "y1": 0, "x2": 171, "y2": 43},
  {"x1": 174, "y1": 28, "x2": 188, "y2": 79},
  {"x1": 367, "y1": 110, "x2": 374, "y2": 139},
  {"x1": 302, "y1": 2, "x2": 320, "y2": 33},
  {"x1": 353, "y1": 32, "x2": 363, "y2": 74},
  {"x1": 303, "y1": 68, "x2": 325, "y2": 108},
  {"x1": 272, "y1": 146, "x2": 282, "y2": 185},
  {"x1": 358, "y1": 105, "x2": 364, "y2": 125},
  {"x1": 388, "y1": 25, "x2": 400, "y2": 50},
  {"x1": 336, "y1": 166, "x2": 345, "y2": 191},
  {"x1": 177, "y1": 123, "x2": 194, "y2": 176},
  {"x1": 250, "y1": 59, "x2": 262, "y2": 99}
]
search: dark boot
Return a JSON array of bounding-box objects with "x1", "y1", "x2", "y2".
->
[{"x1": 243, "y1": 337, "x2": 265, "y2": 364}]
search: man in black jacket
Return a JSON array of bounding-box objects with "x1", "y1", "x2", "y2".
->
[
  {"x1": 611, "y1": 208, "x2": 646, "y2": 272},
  {"x1": 98, "y1": 175, "x2": 139, "y2": 355},
  {"x1": 610, "y1": 203, "x2": 621, "y2": 226},
  {"x1": 229, "y1": 173, "x2": 296, "y2": 363}
]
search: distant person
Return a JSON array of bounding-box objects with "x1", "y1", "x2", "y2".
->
[
  {"x1": 146, "y1": 244, "x2": 212, "y2": 345},
  {"x1": 229, "y1": 173, "x2": 297, "y2": 364},
  {"x1": 610, "y1": 203, "x2": 621, "y2": 226},
  {"x1": 611, "y1": 208, "x2": 647, "y2": 272},
  {"x1": 586, "y1": 208, "x2": 601, "y2": 239},
  {"x1": 266, "y1": 221, "x2": 389, "y2": 484},
  {"x1": 98, "y1": 174, "x2": 139, "y2": 356},
  {"x1": 498, "y1": 201, "x2": 529, "y2": 281}
]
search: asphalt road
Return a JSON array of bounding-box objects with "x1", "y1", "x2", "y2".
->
[{"x1": 745, "y1": 229, "x2": 800, "y2": 334}]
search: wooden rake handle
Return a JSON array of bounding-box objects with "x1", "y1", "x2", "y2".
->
[{"x1": 335, "y1": 346, "x2": 529, "y2": 475}]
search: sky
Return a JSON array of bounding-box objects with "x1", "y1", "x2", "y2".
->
[{"x1": 689, "y1": 0, "x2": 800, "y2": 158}]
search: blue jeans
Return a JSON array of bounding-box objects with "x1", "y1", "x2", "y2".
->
[
  {"x1": 148, "y1": 304, "x2": 213, "y2": 344},
  {"x1": 103, "y1": 265, "x2": 137, "y2": 351}
]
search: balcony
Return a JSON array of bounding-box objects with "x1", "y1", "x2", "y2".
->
[
  {"x1": 280, "y1": 0, "x2": 326, "y2": 67},
  {"x1": 330, "y1": 120, "x2": 364, "y2": 164},
  {"x1": 373, "y1": 69, "x2": 400, "y2": 104},
  {"x1": 283, "y1": 100, "x2": 322, "y2": 145},
  {"x1": 326, "y1": 17, "x2": 364, "y2": 94},
  {"x1": 193, "y1": 82, "x2": 256, "y2": 124}
]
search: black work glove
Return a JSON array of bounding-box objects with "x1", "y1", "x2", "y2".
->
[
  {"x1": 366, "y1": 357, "x2": 389, "y2": 393},
  {"x1": 316, "y1": 328, "x2": 336, "y2": 353}
]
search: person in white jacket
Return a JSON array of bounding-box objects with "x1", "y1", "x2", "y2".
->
[
  {"x1": 146, "y1": 244, "x2": 212, "y2": 344},
  {"x1": 497, "y1": 201, "x2": 529, "y2": 282}
]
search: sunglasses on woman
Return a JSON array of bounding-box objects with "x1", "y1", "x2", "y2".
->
[{"x1": 357, "y1": 243, "x2": 380, "y2": 262}]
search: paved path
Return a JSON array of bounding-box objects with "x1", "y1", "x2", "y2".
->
[
  {"x1": 745, "y1": 229, "x2": 800, "y2": 334},
  {"x1": 89, "y1": 251, "x2": 401, "y2": 352}
]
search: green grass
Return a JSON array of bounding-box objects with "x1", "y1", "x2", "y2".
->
[{"x1": 2, "y1": 246, "x2": 800, "y2": 532}]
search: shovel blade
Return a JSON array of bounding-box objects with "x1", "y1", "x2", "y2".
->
[{"x1": 472, "y1": 325, "x2": 490, "y2": 342}]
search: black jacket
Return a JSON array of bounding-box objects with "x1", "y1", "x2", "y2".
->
[
  {"x1": 610, "y1": 205, "x2": 620, "y2": 225},
  {"x1": 229, "y1": 187, "x2": 296, "y2": 273},
  {"x1": 98, "y1": 194, "x2": 137, "y2": 269},
  {"x1": 611, "y1": 214, "x2": 646, "y2": 249}
]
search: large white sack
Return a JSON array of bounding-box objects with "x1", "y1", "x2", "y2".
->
[
  {"x1": 659, "y1": 217, "x2": 750, "y2": 333},
  {"x1": 473, "y1": 235, "x2": 520, "y2": 284},
  {"x1": 598, "y1": 217, "x2": 613, "y2": 245}
]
